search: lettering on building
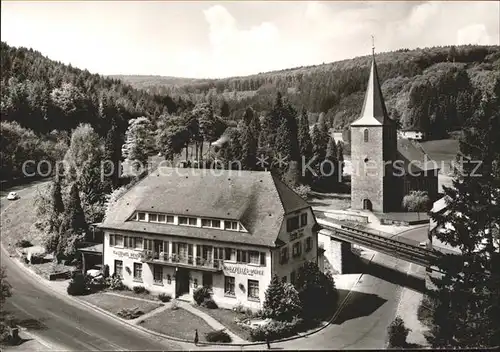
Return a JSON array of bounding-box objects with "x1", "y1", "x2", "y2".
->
[
  {"x1": 112, "y1": 249, "x2": 143, "y2": 260},
  {"x1": 222, "y1": 265, "x2": 264, "y2": 276}
]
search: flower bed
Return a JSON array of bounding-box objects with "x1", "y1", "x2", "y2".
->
[{"x1": 79, "y1": 292, "x2": 161, "y2": 319}]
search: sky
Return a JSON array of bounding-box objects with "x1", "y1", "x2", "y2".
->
[{"x1": 1, "y1": 1, "x2": 499, "y2": 79}]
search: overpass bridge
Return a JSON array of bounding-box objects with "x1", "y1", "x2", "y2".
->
[{"x1": 315, "y1": 215, "x2": 442, "y2": 268}]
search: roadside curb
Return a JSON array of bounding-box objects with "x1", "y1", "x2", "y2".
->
[{"x1": 3, "y1": 244, "x2": 361, "y2": 348}]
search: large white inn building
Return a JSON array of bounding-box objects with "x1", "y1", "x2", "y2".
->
[{"x1": 99, "y1": 167, "x2": 319, "y2": 310}]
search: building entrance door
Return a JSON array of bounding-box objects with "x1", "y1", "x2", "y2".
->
[
  {"x1": 363, "y1": 199, "x2": 372, "y2": 211},
  {"x1": 175, "y1": 268, "x2": 190, "y2": 297},
  {"x1": 202, "y1": 272, "x2": 213, "y2": 288}
]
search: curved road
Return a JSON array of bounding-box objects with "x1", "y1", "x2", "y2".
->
[{"x1": 1, "y1": 181, "x2": 186, "y2": 351}]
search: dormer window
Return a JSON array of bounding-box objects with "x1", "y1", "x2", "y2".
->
[
  {"x1": 225, "y1": 221, "x2": 238, "y2": 230},
  {"x1": 202, "y1": 219, "x2": 221, "y2": 228},
  {"x1": 364, "y1": 129, "x2": 369, "y2": 142},
  {"x1": 179, "y1": 216, "x2": 197, "y2": 226},
  {"x1": 137, "y1": 212, "x2": 146, "y2": 221}
]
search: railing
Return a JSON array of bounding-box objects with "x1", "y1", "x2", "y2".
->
[{"x1": 142, "y1": 250, "x2": 223, "y2": 270}]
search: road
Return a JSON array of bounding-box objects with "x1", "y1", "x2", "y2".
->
[{"x1": 1, "y1": 181, "x2": 186, "y2": 351}]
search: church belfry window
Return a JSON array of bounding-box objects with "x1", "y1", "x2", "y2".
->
[{"x1": 364, "y1": 129, "x2": 369, "y2": 142}]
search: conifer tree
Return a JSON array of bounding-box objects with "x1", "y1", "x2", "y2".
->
[
  {"x1": 336, "y1": 140, "x2": 345, "y2": 179},
  {"x1": 263, "y1": 275, "x2": 302, "y2": 322},
  {"x1": 57, "y1": 183, "x2": 88, "y2": 258},
  {"x1": 298, "y1": 108, "x2": 313, "y2": 162},
  {"x1": 240, "y1": 108, "x2": 258, "y2": 170},
  {"x1": 426, "y1": 87, "x2": 500, "y2": 348},
  {"x1": 103, "y1": 117, "x2": 122, "y2": 189}
]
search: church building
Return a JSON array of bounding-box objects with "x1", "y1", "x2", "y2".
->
[{"x1": 350, "y1": 54, "x2": 439, "y2": 213}]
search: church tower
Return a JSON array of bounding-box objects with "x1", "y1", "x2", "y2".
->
[{"x1": 350, "y1": 51, "x2": 398, "y2": 213}]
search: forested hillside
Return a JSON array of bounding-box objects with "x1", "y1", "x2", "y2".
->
[
  {"x1": 0, "y1": 41, "x2": 192, "y2": 179},
  {"x1": 115, "y1": 45, "x2": 500, "y2": 139}
]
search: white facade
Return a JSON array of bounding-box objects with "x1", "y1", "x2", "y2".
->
[{"x1": 102, "y1": 207, "x2": 317, "y2": 310}]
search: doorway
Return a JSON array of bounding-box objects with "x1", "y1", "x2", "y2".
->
[
  {"x1": 202, "y1": 272, "x2": 213, "y2": 289},
  {"x1": 363, "y1": 199, "x2": 372, "y2": 211},
  {"x1": 175, "y1": 268, "x2": 190, "y2": 297}
]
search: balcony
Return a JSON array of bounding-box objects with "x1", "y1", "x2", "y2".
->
[{"x1": 142, "y1": 251, "x2": 223, "y2": 272}]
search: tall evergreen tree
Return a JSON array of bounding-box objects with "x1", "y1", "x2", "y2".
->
[
  {"x1": 426, "y1": 88, "x2": 500, "y2": 348},
  {"x1": 103, "y1": 117, "x2": 122, "y2": 189},
  {"x1": 298, "y1": 108, "x2": 313, "y2": 161},
  {"x1": 337, "y1": 140, "x2": 345, "y2": 179},
  {"x1": 57, "y1": 183, "x2": 88, "y2": 258}
]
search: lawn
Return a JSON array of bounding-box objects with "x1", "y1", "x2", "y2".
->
[
  {"x1": 0, "y1": 181, "x2": 51, "y2": 255},
  {"x1": 107, "y1": 288, "x2": 160, "y2": 303},
  {"x1": 140, "y1": 307, "x2": 215, "y2": 342},
  {"x1": 196, "y1": 306, "x2": 252, "y2": 341},
  {"x1": 79, "y1": 292, "x2": 162, "y2": 319}
]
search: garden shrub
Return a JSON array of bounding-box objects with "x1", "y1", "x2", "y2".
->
[
  {"x1": 205, "y1": 329, "x2": 232, "y2": 343},
  {"x1": 201, "y1": 297, "x2": 218, "y2": 309},
  {"x1": 103, "y1": 265, "x2": 110, "y2": 278},
  {"x1": 193, "y1": 286, "x2": 211, "y2": 305},
  {"x1": 106, "y1": 275, "x2": 125, "y2": 290},
  {"x1": 417, "y1": 294, "x2": 435, "y2": 328},
  {"x1": 249, "y1": 317, "x2": 304, "y2": 341},
  {"x1": 232, "y1": 302, "x2": 245, "y2": 314},
  {"x1": 117, "y1": 307, "x2": 144, "y2": 320},
  {"x1": 158, "y1": 293, "x2": 172, "y2": 302},
  {"x1": 387, "y1": 316, "x2": 410, "y2": 348},
  {"x1": 132, "y1": 285, "x2": 148, "y2": 294},
  {"x1": 67, "y1": 272, "x2": 88, "y2": 296},
  {"x1": 15, "y1": 239, "x2": 33, "y2": 248}
]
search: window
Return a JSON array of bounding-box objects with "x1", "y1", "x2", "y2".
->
[
  {"x1": 290, "y1": 271, "x2": 296, "y2": 285},
  {"x1": 179, "y1": 216, "x2": 197, "y2": 226},
  {"x1": 166, "y1": 215, "x2": 174, "y2": 223},
  {"x1": 202, "y1": 245, "x2": 213, "y2": 260},
  {"x1": 249, "y1": 251, "x2": 260, "y2": 265},
  {"x1": 109, "y1": 234, "x2": 115, "y2": 246},
  {"x1": 149, "y1": 213, "x2": 158, "y2": 222},
  {"x1": 114, "y1": 260, "x2": 123, "y2": 279},
  {"x1": 124, "y1": 236, "x2": 134, "y2": 248},
  {"x1": 153, "y1": 265, "x2": 162, "y2": 285},
  {"x1": 305, "y1": 237, "x2": 313, "y2": 252},
  {"x1": 224, "y1": 221, "x2": 238, "y2": 230},
  {"x1": 133, "y1": 263, "x2": 142, "y2": 282},
  {"x1": 300, "y1": 213, "x2": 307, "y2": 227},
  {"x1": 224, "y1": 276, "x2": 235, "y2": 296},
  {"x1": 292, "y1": 241, "x2": 302, "y2": 257},
  {"x1": 214, "y1": 248, "x2": 224, "y2": 261},
  {"x1": 202, "y1": 219, "x2": 221, "y2": 228},
  {"x1": 237, "y1": 250, "x2": 248, "y2": 263},
  {"x1": 364, "y1": 129, "x2": 369, "y2": 142},
  {"x1": 248, "y1": 280, "x2": 259, "y2": 300},
  {"x1": 158, "y1": 214, "x2": 166, "y2": 223},
  {"x1": 144, "y1": 239, "x2": 153, "y2": 251},
  {"x1": 225, "y1": 248, "x2": 236, "y2": 261},
  {"x1": 286, "y1": 216, "x2": 300, "y2": 232},
  {"x1": 260, "y1": 252, "x2": 266, "y2": 266},
  {"x1": 137, "y1": 212, "x2": 146, "y2": 221},
  {"x1": 115, "y1": 235, "x2": 124, "y2": 247},
  {"x1": 134, "y1": 237, "x2": 143, "y2": 250},
  {"x1": 280, "y1": 247, "x2": 289, "y2": 264}
]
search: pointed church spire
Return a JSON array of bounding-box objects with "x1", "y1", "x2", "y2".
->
[{"x1": 351, "y1": 38, "x2": 390, "y2": 126}]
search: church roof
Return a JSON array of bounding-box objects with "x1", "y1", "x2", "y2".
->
[
  {"x1": 351, "y1": 56, "x2": 390, "y2": 127},
  {"x1": 397, "y1": 138, "x2": 440, "y2": 173}
]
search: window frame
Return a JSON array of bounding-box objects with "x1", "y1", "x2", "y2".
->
[
  {"x1": 286, "y1": 216, "x2": 300, "y2": 232},
  {"x1": 133, "y1": 262, "x2": 143, "y2": 282},
  {"x1": 153, "y1": 265, "x2": 163, "y2": 285},
  {"x1": 114, "y1": 260, "x2": 123, "y2": 279},
  {"x1": 224, "y1": 276, "x2": 235, "y2": 296},
  {"x1": 137, "y1": 212, "x2": 146, "y2": 221},
  {"x1": 300, "y1": 213, "x2": 308, "y2": 227},
  {"x1": 248, "y1": 279, "x2": 259, "y2": 300}
]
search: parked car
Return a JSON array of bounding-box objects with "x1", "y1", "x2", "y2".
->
[{"x1": 7, "y1": 192, "x2": 19, "y2": 200}]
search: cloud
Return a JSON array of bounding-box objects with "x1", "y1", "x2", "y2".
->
[
  {"x1": 457, "y1": 24, "x2": 494, "y2": 45},
  {"x1": 202, "y1": 5, "x2": 281, "y2": 77}
]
